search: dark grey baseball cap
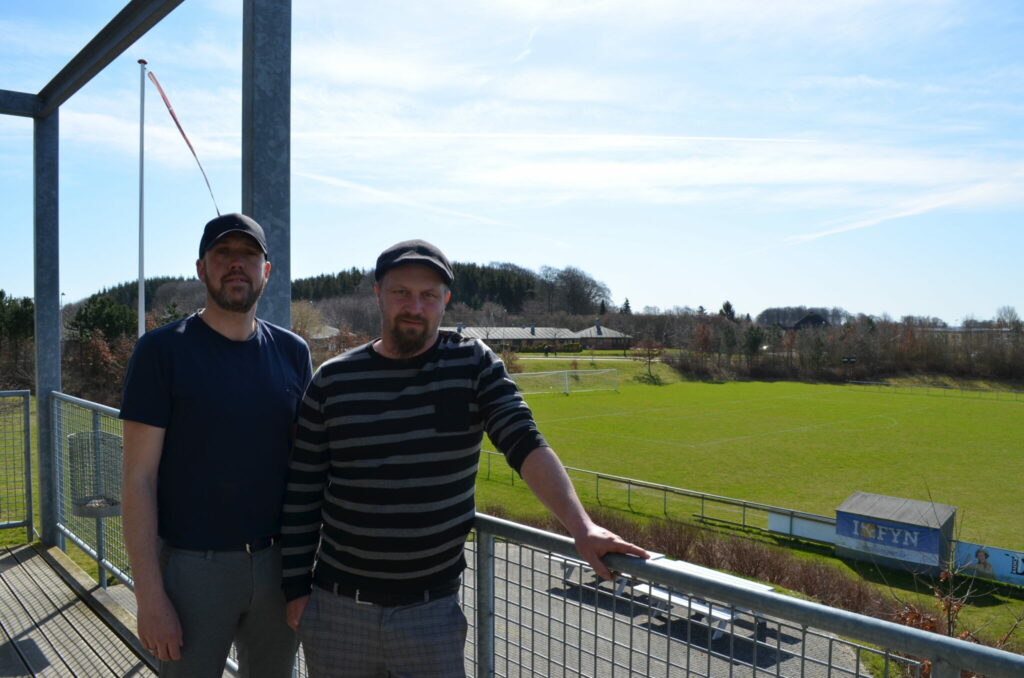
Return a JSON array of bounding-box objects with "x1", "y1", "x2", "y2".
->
[
  {"x1": 198, "y1": 213, "x2": 269, "y2": 259},
  {"x1": 375, "y1": 239, "x2": 454, "y2": 285}
]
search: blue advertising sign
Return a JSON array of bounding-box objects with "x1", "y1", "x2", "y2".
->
[
  {"x1": 835, "y1": 512, "x2": 942, "y2": 566},
  {"x1": 955, "y1": 542, "x2": 1024, "y2": 587}
]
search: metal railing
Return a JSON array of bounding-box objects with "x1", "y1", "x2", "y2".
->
[
  {"x1": 52, "y1": 392, "x2": 129, "y2": 588},
  {"x1": 474, "y1": 515, "x2": 1024, "y2": 678},
  {"x1": 39, "y1": 392, "x2": 1024, "y2": 678},
  {"x1": 0, "y1": 390, "x2": 33, "y2": 541},
  {"x1": 481, "y1": 450, "x2": 838, "y2": 544},
  {"x1": 847, "y1": 381, "x2": 1024, "y2": 402}
]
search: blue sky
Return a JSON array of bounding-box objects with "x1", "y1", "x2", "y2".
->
[{"x1": 1, "y1": 0, "x2": 1021, "y2": 324}]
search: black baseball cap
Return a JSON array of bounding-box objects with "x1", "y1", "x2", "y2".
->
[
  {"x1": 375, "y1": 239, "x2": 454, "y2": 285},
  {"x1": 198, "y1": 213, "x2": 269, "y2": 259}
]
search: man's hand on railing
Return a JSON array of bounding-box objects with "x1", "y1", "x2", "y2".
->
[
  {"x1": 573, "y1": 523, "x2": 650, "y2": 580},
  {"x1": 137, "y1": 588, "x2": 183, "y2": 662},
  {"x1": 519, "y1": 446, "x2": 650, "y2": 580}
]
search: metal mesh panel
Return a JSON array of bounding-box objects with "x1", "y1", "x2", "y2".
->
[
  {"x1": 53, "y1": 394, "x2": 130, "y2": 585},
  {"x1": 466, "y1": 537, "x2": 922, "y2": 678},
  {"x1": 0, "y1": 390, "x2": 32, "y2": 541}
]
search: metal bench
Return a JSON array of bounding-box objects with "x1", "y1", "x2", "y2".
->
[
  {"x1": 616, "y1": 555, "x2": 773, "y2": 640},
  {"x1": 630, "y1": 582, "x2": 735, "y2": 639},
  {"x1": 547, "y1": 553, "x2": 593, "y2": 582}
]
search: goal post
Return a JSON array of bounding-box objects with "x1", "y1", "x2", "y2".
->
[{"x1": 511, "y1": 369, "x2": 619, "y2": 395}]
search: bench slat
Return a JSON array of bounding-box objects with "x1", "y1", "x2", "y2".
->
[{"x1": 632, "y1": 584, "x2": 733, "y2": 622}]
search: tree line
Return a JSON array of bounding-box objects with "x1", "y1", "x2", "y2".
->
[
  {"x1": 289, "y1": 262, "x2": 610, "y2": 316},
  {"x1": 2, "y1": 274, "x2": 1021, "y2": 403}
]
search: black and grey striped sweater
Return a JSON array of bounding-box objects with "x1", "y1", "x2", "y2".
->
[{"x1": 280, "y1": 331, "x2": 546, "y2": 600}]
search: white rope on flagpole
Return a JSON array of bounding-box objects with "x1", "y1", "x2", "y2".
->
[{"x1": 147, "y1": 70, "x2": 221, "y2": 217}]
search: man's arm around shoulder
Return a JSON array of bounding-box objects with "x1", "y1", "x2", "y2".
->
[
  {"x1": 519, "y1": 446, "x2": 649, "y2": 579},
  {"x1": 123, "y1": 420, "x2": 183, "y2": 662}
]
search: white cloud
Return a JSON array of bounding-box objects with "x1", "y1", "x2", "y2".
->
[
  {"x1": 787, "y1": 178, "x2": 1024, "y2": 244},
  {"x1": 481, "y1": 0, "x2": 958, "y2": 43},
  {"x1": 493, "y1": 68, "x2": 634, "y2": 103},
  {"x1": 795, "y1": 75, "x2": 906, "y2": 91},
  {"x1": 295, "y1": 171, "x2": 501, "y2": 225},
  {"x1": 293, "y1": 40, "x2": 484, "y2": 93}
]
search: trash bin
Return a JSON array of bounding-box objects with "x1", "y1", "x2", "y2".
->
[{"x1": 67, "y1": 430, "x2": 122, "y2": 518}]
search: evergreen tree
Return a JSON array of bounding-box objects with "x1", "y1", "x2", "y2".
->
[
  {"x1": 719, "y1": 300, "x2": 736, "y2": 321},
  {"x1": 71, "y1": 296, "x2": 136, "y2": 339}
]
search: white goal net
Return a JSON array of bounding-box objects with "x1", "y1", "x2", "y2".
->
[{"x1": 511, "y1": 369, "x2": 619, "y2": 395}]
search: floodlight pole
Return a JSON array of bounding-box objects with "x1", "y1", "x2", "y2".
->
[{"x1": 137, "y1": 59, "x2": 147, "y2": 337}]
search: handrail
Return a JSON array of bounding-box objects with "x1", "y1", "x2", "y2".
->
[
  {"x1": 474, "y1": 513, "x2": 1024, "y2": 678},
  {"x1": 53, "y1": 391, "x2": 120, "y2": 415}
]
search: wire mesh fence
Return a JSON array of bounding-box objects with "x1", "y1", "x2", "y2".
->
[
  {"x1": 474, "y1": 516, "x2": 1024, "y2": 678},
  {"x1": 53, "y1": 392, "x2": 130, "y2": 587},
  {"x1": 0, "y1": 390, "x2": 32, "y2": 541},
  {"x1": 464, "y1": 536, "x2": 923, "y2": 678}
]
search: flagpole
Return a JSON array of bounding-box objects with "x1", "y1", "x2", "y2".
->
[{"x1": 137, "y1": 59, "x2": 147, "y2": 338}]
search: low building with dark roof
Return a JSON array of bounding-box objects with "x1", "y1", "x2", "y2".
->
[{"x1": 442, "y1": 321, "x2": 631, "y2": 351}]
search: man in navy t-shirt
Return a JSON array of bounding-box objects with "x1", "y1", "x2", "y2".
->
[{"x1": 120, "y1": 213, "x2": 312, "y2": 677}]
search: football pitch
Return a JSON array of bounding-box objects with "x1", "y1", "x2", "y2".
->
[{"x1": 511, "y1": 380, "x2": 1022, "y2": 551}]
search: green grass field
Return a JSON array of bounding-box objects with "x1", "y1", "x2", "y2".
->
[
  {"x1": 7, "y1": 375, "x2": 1021, "y2": 552},
  {"x1": 477, "y1": 365, "x2": 1024, "y2": 646},
  {"x1": 481, "y1": 364, "x2": 1023, "y2": 552}
]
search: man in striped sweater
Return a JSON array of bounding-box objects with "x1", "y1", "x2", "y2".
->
[{"x1": 280, "y1": 240, "x2": 647, "y2": 677}]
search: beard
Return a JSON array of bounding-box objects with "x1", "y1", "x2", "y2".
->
[
  {"x1": 387, "y1": 314, "x2": 434, "y2": 358},
  {"x1": 207, "y1": 274, "x2": 265, "y2": 313}
]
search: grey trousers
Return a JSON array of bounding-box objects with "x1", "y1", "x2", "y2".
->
[
  {"x1": 158, "y1": 544, "x2": 296, "y2": 678},
  {"x1": 298, "y1": 587, "x2": 467, "y2": 678}
]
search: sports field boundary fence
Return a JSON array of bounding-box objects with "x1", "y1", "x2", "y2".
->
[
  {"x1": 481, "y1": 450, "x2": 838, "y2": 545},
  {"x1": 480, "y1": 453, "x2": 1022, "y2": 585},
  {"x1": 847, "y1": 380, "x2": 1024, "y2": 402},
  {"x1": 511, "y1": 368, "x2": 619, "y2": 395},
  {"x1": 2, "y1": 392, "x2": 1023, "y2": 676}
]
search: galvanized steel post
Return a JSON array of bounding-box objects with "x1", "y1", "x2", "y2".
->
[
  {"x1": 92, "y1": 409, "x2": 108, "y2": 588},
  {"x1": 34, "y1": 109, "x2": 61, "y2": 546},
  {"x1": 475, "y1": 532, "x2": 495, "y2": 677},
  {"x1": 21, "y1": 392, "x2": 34, "y2": 541},
  {"x1": 243, "y1": 0, "x2": 292, "y2": 330}
]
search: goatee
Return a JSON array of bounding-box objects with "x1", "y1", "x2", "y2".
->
[
  {"x1": 388, "y1": 317, "x2": 431, "y2": 358},
  {"x1": 208, "y1": 276, "x2": 265, "y2": 313}
]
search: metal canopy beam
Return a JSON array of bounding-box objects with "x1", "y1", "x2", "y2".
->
[
  {"x1": 0, "y1": 90, "x2": 41, "y2": 118},
  {"x1": 36, "y1": 0, "x2": 185, "y2": 118}
]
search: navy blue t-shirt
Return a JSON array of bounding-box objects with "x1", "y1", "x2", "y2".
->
[{"x1": 119, "y1": 313, "x2": 312, "y2": 549}]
